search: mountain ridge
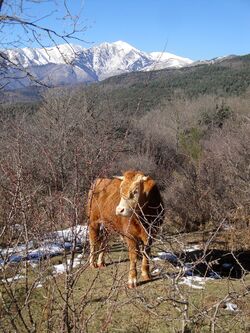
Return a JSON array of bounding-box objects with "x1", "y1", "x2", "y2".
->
[
  {"x1": 1, "y1": 41, "x2": 244, "y2": 91},
  {"x1": 1, "y1": 41, "x2": 193, "y2": 89},
  {"x1": 1, "y1": 53, "x2": 250, "y2": 104}
]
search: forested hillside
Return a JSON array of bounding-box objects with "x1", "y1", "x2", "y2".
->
[
  {"x1": 84, "y1": 53, "x2": 250, "y2": 115},
  {"x1": 1, "y1": 53, "x2": 250, "y2": 105}
]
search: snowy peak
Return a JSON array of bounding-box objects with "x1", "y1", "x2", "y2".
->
[
  {"x1": 94, "y1": 41, "x2": 138, "y2": 53},
  {"x1": 85, "y1": 41, "x2": 155, "y2": 80},
  {"x1": 149, "y1": 51, "x2": 193, "y2": 64},
  {"x1": 5, "y1": 43, "x2": 86, "y2": 67},
  {"x1": 2, "y1": 41, "x2": 194, "y2": 89},
  {"x1": 113, "y1": 40, "x2": 138, "y2": 52},
  {"x1": 147, "y1": 51, "x2": 193, "y2": 70}
]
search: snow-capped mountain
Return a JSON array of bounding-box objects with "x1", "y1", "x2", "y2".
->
[
  {"x1": 192, "y1": 54, "x2": 237, "y2": 66},
  {"x1": 1, "y1": 41, "x2": 194, "y2": 89},
  {"x1": 146, "y1": 51, "x2": 194, "y2": 70}
]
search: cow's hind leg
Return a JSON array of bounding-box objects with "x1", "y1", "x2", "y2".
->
[
  {"x1": 97, "y1": 227, "x2": 108, "y2": 268},
  {"x1": 89, "y1": 222, "x2": 107, "y2": 268},
  {"x1": 89, "y1": 223, "x2": 101, "y2": 268},
  {"x1": 126, "y1": 238, "x2": 139, "y2": 288}
]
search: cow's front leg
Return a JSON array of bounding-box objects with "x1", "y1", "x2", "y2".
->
[
  {"x1": 126, "y1": 239, "x2": 139, "y2": 288},
  {"x1": 141, "y1": 235, "x2": 152, "y2": 281},
  {"x1": 141, "y1": 244, "x2": 151, "y2": 281}
]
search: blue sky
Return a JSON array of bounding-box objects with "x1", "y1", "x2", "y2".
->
[
  {"x1": 82, "y1": 0, "x2": 250, "y2": 60},
  {"x1": 3, "y1": 0, "x2": 250, "y2": 60}
]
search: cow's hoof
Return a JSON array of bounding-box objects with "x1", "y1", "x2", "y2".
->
[
  {"x1": 97, "y1": 263, "x2": 106, "y2": 268},
  {"x1": 89, "y1": 263, "x2": 98, "y2": 268},
  {"x1": 141, "y1": 274, "x2": 151, "y2": 281},
  {"x1": 128, "y1": 278, "x2": 137, "y2": 289}
]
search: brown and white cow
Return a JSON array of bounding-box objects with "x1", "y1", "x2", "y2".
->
[{"x1": 87, "y1": 170, "x2": 164, "y2": 288}]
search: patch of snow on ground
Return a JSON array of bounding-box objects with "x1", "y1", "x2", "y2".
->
[
  {"x1": 0, "y1": 241, "x2": 34, "y2": 256},
  {"x1": 0, "y1": 225, "x2": 88, "y2": 266},
  {"x1": 224, "y1": 302, "x2": 238, "y2": 311},
  {"x1": 184, "y1": 244, "x2": 200, "y2": 252},
  {"x1": 151, "y1": 268, "x2": 161, "y2": 275},
  {"x1": 53, "y1": 263, "x2": 67, "y2": 274},
  {"x1": 2, "y1": 275, "x2": 25, "y2": 283},
  {"x1": 157, "y1": 252, "x2": 178, "y2": 264},
  {"x1": 53, "y1": 254, "x2": 83, "y2": 275},
  {"x1": 35, "y1": 283, "x2": 43, "y2": 288},
  {"x1": 179, "y1": 276, "x2": 207, "y2": 289},
  {"x1": 52, "y1": 225, "x2": 88, "y2": 243}
]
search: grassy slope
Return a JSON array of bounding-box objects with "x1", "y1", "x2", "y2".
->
[{"x1": 1, "y1": 242, "x2": 249, "y2": 333}]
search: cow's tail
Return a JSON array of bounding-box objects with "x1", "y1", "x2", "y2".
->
[{"x1": 86, "y1": 179, "x2": 97, "y2": 222}]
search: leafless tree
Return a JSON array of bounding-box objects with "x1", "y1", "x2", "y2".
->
[{"x1": 0, "y1": 0, "x2": 87, "y2": 89}]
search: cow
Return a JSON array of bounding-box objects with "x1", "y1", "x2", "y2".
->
[{"x1": 87, "y1": 170, "x2": 164, "y2": 288}]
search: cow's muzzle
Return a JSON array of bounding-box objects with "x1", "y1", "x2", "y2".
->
[{"x1": 115, "y1": 205, "x2": 133, "y2": 217}]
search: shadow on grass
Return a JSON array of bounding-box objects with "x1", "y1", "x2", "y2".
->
[
  {"x1": 105, "y1": 258, "x2": 130, "y2": 267},
  {"x1": 136, "y1": 276, "x2": 163, "y2": 287},
  {"x1": 178, "y1": 249, "x2": 250, "y2": 279}
]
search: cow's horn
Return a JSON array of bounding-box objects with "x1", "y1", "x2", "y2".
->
[
  {"x1": 142, "y1": 176, "x2": 149, "y2": 181},
  {"x1": 113, "y1": 176, "x2": 124, "y2": 180}
]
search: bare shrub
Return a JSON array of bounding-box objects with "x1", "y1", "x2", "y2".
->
[
  {"x1": 0, "y1": 82, "x2": 249, "y2": 332},
  {"x1": 164, "y1": 116, "x2": 250, "y2": 235}
]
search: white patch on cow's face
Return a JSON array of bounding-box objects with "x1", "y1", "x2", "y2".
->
[
  {"x1": 115, "y1": 197, "x2": 133, "y2": 217},
  {"x1": 116, "y1": 174, "x2": 146, "y2": 217}
]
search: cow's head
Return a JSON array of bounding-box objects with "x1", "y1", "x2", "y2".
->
[{"x1": 115, "y1": 171, "x2": 149, "y2": 217}]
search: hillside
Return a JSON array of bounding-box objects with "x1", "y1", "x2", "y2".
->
[
  {"x1": 83, "y1": 53, "x2": 250, "y2": 115},
  {"x1": 1, "y1": 53, "x2": 250, "y2": 108}
]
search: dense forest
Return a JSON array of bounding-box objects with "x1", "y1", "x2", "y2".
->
[{"x1": 0, "y1": 54, "x2": 249, "y2": 241}]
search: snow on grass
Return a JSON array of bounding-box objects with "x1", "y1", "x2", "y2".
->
[
  {"x1": 51, "y1": 225, "x2": 88, "y2": 243},
  {"x1": 184, "y1": 244, "x2": 200, "y2": 252},
  {"x1": 0, "y1": 225, "x2": 88, "y2": 268},
  {"x1": 53, "y1": 254, "x2": 84, "y2": 275},
  {"x1": 1, "y1": 275, "x2": 25, "y2": 283},
  {"x1": 0, "y1": 225, "x2": 88, "y2": 286},
  {"x1": 224, "y1": 302, "x2": 238, "y2": 312},
  {"x1": 0, "y1": 241, "x2": 34, "y2": 256},
  {"x1": 179, "y1": 276, "x2": 208, "y2": 289},
  {"x1": 156, "y1": 252, "x2": 178, "y2": 264},
  {"x1": 35, "y1": 283, "x2": 43, "y2": 288}
]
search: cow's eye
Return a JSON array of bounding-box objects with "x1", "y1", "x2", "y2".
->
[
  {"x1": 129, "y1": 192, "x2": 134, "y2": 199},
  {"x1": 129, "y1": 189, "x2": 138, "y2": 199},
  {"x1": 133, "y1": 189, "x2": 138, "y2": 196}
]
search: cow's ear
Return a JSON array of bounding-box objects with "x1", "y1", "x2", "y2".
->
[{"x1": 113, "y1": 176, "x2": 124, "y2": 181}]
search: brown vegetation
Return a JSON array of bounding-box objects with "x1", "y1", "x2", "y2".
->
[{"x1": 0, "y1": 82, "x2": 249, "y2": 331}]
